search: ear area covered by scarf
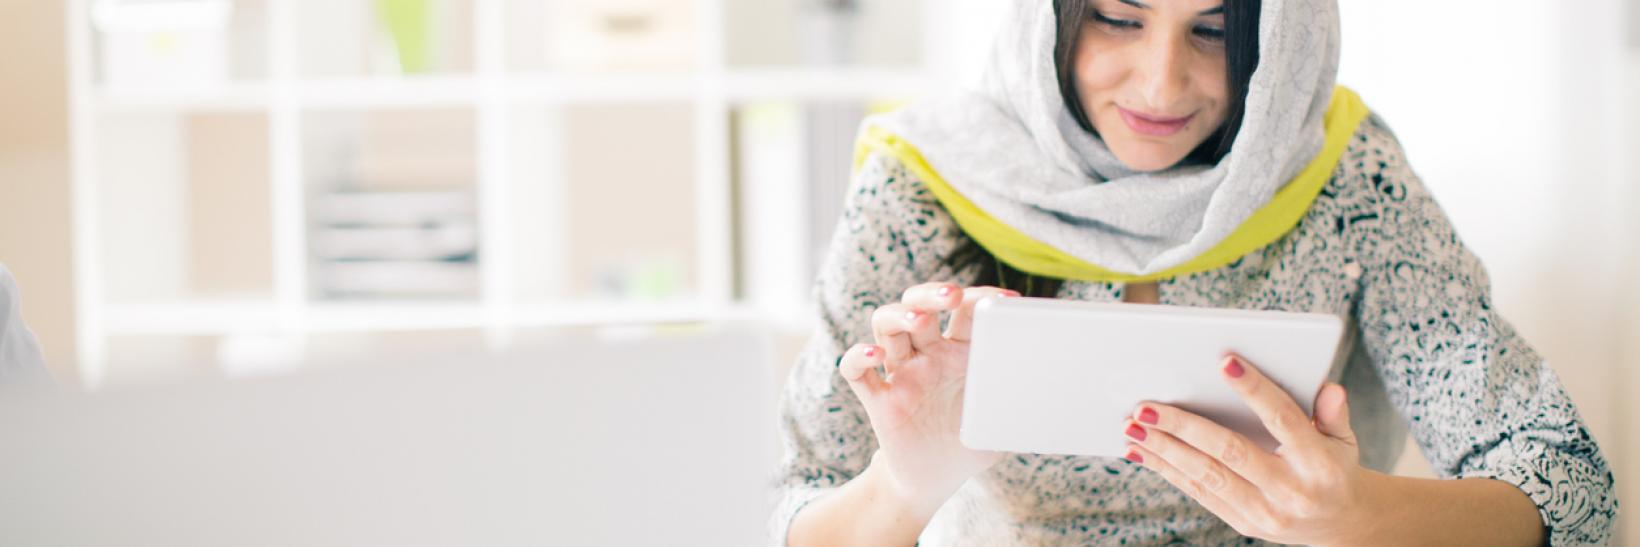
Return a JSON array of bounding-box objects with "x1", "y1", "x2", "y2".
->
[{"x1": 851, "y1": 86, "x2": 1370, "y2": 284}]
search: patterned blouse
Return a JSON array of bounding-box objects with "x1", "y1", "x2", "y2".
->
[{"x1": 770, "y1": 114, "x2": 1618, "y2": 545}]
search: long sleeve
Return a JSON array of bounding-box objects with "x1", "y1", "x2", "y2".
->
[
  {"x1": 767, "y1": 151, "x2": 967, "y2": 545},
  {"x1": 0, "y1": 265, "x2": 52, "y2": 388},
  {"x1": 1349, "y1": 116, "x2": 1617, "y2": 545}
]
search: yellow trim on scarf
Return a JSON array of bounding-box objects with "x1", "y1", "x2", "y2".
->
[{"x1": 852, "y1": 86, "x2": 1370, "y2": 283}]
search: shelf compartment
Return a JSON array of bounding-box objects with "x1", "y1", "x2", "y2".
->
[
  {"x1": 301, "y1": 108, "x2": 481, "y2": 301},
  {"x1": 723, "y1": 0, "x2": 920, "y2": 70},
  {"x1": 90, "y1": 0, "x2": 272, "y2": 87},
  {"x1": 505, "y1": 102, "x2": 702, "y2": 306},
  {"x1": 294, "y1": 0, "x2": 475, "y2": 79},
  {"x1": 506, "y1": 0, "x2": 699, "y2": 75},
  {"x1": 730, "y1": 100, "x2": 867, "y2": 310},
  {"x1": 94, "y1": 111, "x2": 277, "y2": 305}
]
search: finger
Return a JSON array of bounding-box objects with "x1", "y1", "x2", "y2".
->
[
  {"x1": 1133, "y1": 403, "x2": 1286, "y2": 490},
  {"x1": 871, "y1": 304, "x2": 915, "y2": 364},
  {"x1": 944, "y1": 286, "x2": 1019, "y2": 342},
  {"x1": 1221, "y1": 353, "x2": 1317, "y2": 448},
  {"x1": 839, "y1": 344, "x2": 888, "y2": 388},
  {"x1": 1123, "y1": 421, "x2": 1269, "y2": 514},
  {"x1": 900, "y1": 281, "x2": 964, "y2": 311},
  {"x1": 838, "y1": 344, "x2": 887, "y2": 397},
  {"x1": 872, "y1": 303, "x2": 942, "y2": 358},
  {"x1": 1312, "y1": 383, "x2": 1355, "y2": 443},
  {"x1": 1125, "y1": 443, "x2": 1261, "y2": 537}
]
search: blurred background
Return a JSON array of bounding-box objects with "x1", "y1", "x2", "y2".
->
[{"x1": 0, "y1": 0, "x2": 1635, "y2": 542}]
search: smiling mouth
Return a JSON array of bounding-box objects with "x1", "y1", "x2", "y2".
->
[{"x1": 1117, "y1": 107, "x2": 1195, "y2": 137}]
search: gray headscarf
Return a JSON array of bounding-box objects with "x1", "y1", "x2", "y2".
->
[{"x1": 862, "y1": 0, "x2": 1341, "y2": 276}]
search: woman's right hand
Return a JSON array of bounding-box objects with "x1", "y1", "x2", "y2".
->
[{"x1": 838, "y1": 282, "x2": 1018, "y2": 517}]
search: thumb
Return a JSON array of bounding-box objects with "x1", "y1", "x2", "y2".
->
[{"x1": 1312, "y1": 383, "x2": 1355, "y2": 442}]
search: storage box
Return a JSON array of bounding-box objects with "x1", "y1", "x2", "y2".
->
[
  {"x1": 546, "y1": 0, "x2": 696, "y2": 71},
  {"x1": 93, "y1": 0, "x2": 233, "y2": 86}
]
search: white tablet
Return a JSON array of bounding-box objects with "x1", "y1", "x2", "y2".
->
[{"x1": 960, "y1": 297, "x2": 1345, "y2": 458}]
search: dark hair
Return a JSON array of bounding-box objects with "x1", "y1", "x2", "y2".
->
[{"x1": 944, "y1": 0, "x2": 1262, "y2": 297}]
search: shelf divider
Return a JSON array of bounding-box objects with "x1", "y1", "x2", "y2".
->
[
  {"x1": 68, "y1": 0, "x2": 108, "y2": 388},
  {"x1": 696, "y1": 0, "x2": 734, "y2": 309},
  {"x1": 270, "y1": 0, "x2": 309, "y2": 345},
  {"x1": 476, "y1": 0, "x2": 515, "y2": 351}
]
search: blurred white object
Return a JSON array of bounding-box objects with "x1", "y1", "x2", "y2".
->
[
  {"x1": 0, "y1": 328, "x2": 777, "y2": 546},
  {"x1": 92, "y1": 0, "x2": 232, "y2": 86},
  {"x1": 312, "y1": 221, "x2": 478, "y2": 261},
  {"x1": 215, "y1": 334, "x2": 305, "y2": 378},
  {"x1": 318, "y1": 260, "x2": 477, "y2": 297},
  {"x1": 733, "y1": 102, "x2": 860, "y2": 316},
  {"x1": 547, "y1": 0, "x2": 696, "y2": 71},
  {"x1": 734, "y1": 104, "x2": 807, "y2": 314},
  {"x1": 591, "y1": 252, "x2": 685, "y2": 302},
  {"x1": 799, "y1": 0, "x2": 859, "y2": 65}
]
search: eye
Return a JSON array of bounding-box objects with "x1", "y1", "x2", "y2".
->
[
  {"x1": 1090, "y1": 10, "x2": 1142, "y2": 32},
  {"x1": 1193, "y1": 25, "x2": 1226, "y2": 43}
]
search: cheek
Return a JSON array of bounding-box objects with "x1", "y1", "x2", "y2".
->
[
  {"x1": 1189, "y1": 56, "x2": 1231, "y2": 124},
  {"x1": 1073, "y1": 37, "x2": 1126, "y2": 98}
]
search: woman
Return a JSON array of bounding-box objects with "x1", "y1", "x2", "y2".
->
[{"x1": 772, "y1": 0, "x2": 1617, "y2": 545}]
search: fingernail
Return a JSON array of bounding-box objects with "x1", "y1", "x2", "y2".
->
[
  {"x1": 1125, "y1": 423, "x2": 1147, "y2": 442},
  {"x1": 1125, "y1": 450, "x2": 1144, "y2": 464},
  {"x1": 937, "y1": 286, "x2": 953, "y2": 297},
  {"x1": 1137, "y1": 407, "x2": 1159, "y2": 425},
  {"x1": 864, "y1": 346, "x2": 877, "y2": 358},
  {"x1": 1223, "y1": 356, "x2": 1245, "y2": 378},
  {"x1": 904, "y1": 310, "x2": 920, "y2": 322}
]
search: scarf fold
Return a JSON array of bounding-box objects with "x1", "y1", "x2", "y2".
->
[
  {"x1": 854, "y1": 0, "x2": 1359, "y2": 282},
  {"x1": 855, "y1": 87, "x2": 1368, "y2": 283}
]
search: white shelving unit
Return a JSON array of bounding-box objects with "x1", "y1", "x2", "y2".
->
[{"x1": 68, "y1": 0, "x2": 943, "y2": 387}]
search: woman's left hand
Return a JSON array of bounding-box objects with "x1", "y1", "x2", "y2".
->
[{"x1": 1121, "y1": 354, "x2": 1381, "y2": 546}]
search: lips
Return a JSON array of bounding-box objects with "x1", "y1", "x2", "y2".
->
[{"x1": 1117, "y1": 107, "x2": 1195, "y2": 137}]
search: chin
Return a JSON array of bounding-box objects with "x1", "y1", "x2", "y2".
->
[
  {"x1": 1109, "y1": 144, "x2": 1191, "y2": 173},
  {"x1": 1092, "y1": 116, "x2": 1203, "y2": 173}
]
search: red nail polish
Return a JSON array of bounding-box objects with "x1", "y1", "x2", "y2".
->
[
  {"x1": 1125, "y1": 450, "x2": 1144, "y2": 464},
  {"x1": 1125, "y1": 423, "x2": 1147, "y2": 441},
  {"x1": 1138, "y1": 407, "x2": 1159, "y2": 425},
  {"x1": 1223, "y1": 356, "x2": 1245, "y2": 378},
  {"x1": 864, "y1": 346, "x2": 877, "y2": 358}
]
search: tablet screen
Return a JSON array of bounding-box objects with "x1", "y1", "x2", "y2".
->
[{"x1": 960, "y1": 298, "x2": 1345, "y2": 457}]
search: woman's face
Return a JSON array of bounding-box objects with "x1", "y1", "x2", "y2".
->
[{"x1": 1072, "y1": 0, "x2": 1232, "y2": 172}]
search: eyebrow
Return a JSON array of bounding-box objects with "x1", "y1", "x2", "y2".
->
[{"x1": 1116, "y1": 0, "x2": 1226, "y2": 15}]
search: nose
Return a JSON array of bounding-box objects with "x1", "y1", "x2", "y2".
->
[{"x1": 1136, "y1": 32, "x2": 1191, "y2": 111}]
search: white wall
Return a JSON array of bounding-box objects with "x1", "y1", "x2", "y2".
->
[
  {"x1": 1338, "y1": 0, "x2": 1633, "y2": 541},
  {"x1": 1622, "y1": 49, "x2": 1640, "y2": 547}
]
